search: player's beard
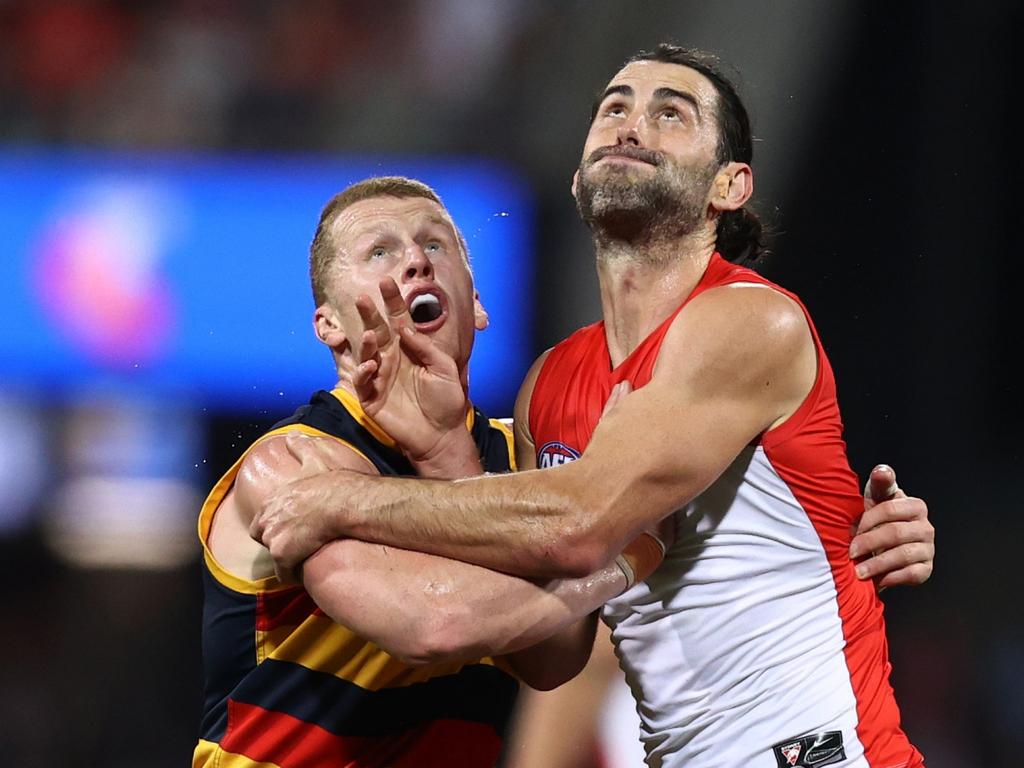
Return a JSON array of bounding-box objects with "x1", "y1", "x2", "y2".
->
[{"x1": 576, "y1": 146, "x2": 718, "y2": 247}]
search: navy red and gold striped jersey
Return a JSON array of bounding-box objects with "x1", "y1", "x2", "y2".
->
[{"x1": 194, "y1": 388, "x2": 519, "y2": 768}]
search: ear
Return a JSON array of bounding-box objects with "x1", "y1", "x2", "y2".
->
[
  {"x1": 313, "y1": 304, "x2": 347, "y2": 350},
  {"x1": 473, "y1": 290, "x2": 489, "y2": 331},
  {"x1": 709, "y1": 162, "x2": 753, "y2": 212},
  {"x1": 571, "y1": 168, "x2": 580, "y2": 200}
]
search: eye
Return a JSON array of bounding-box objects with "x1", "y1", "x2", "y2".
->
[
  {"x1": 369, "y1": 247, "x2": 388, "y2": 260},
  {"x1": 425, "y1": 241, "x2": 442, "y2": 254},
  {"x1": 657, "y1": 107, "x2": 682, "y2": 122},
  {"x1": 603, "y1": 103, "x2": 627, "y2": 119}
]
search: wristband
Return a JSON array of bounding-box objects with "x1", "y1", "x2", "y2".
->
[{"x1": 614, "y1": 531, "x2": 667, "y2": 591}]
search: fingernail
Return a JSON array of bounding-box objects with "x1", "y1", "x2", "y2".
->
[
  {"x1": 855, "y1": 564, "x2": 868, "y2": 579},
  {"x1": 849, "y1": 544, "x2": 860, "y2": 559}
]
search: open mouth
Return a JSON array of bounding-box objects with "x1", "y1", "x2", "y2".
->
[{"x1": 407, "y1": 291, "x2": 447, "y2": 330}]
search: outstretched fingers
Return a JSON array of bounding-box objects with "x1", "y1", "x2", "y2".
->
[
  {"x1": 352, "y1": 330, "x2": 382, "y2": 397},
  {"x1": 356, "y1": 293, "x2": 392, "y2": 354},
  {"x1": 396, "y1": 325, "x2": 455, "y2": 373},
  {"x1": 379, "y1": 277, "x2": 414, "y2": 336}
]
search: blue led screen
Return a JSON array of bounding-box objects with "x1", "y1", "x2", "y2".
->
[{"x1": 0, "y1": 149, "x2": 535, "y2": 416}]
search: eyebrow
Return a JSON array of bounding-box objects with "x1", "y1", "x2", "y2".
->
[
  {"x1": 594, "y1": 84, "x2": 702, "y2": 119},
  {"x1": 653, "y1": 87, "x2": 701, "y2": 118},
  {"x1": 598, "y1": 84, "x2": 633, "y2": 103},
  {"x1": 421, "y1": 216, "x2": 459, "y2": 239}
]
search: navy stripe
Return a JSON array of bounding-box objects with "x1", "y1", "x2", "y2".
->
[
  {"x1": 198, "y1": 566, "x2": 258, "y2": 741},
  {"x1": 273, "y1": 391, "x2": 513, "y2": 476},
  {"x1": 273, "y1": 391, "x2": 413, "y2": 476},
  {"x1": 469, "y1": 408, "x2": 513, "y2": 473},
  {"x1": 230, "y1": 658, "x2": 519, "y2": 738},
  {"x1": 200, "y1": 392, "x2": 517, "y2": 743}
]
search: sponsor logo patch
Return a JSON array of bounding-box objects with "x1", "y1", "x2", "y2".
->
[
  {"x1": 537, "y1": 441, "x2": 581, "y2": 469},
  {"x1": 772, "y1": 731, "x2": 846, "y2": 767}
]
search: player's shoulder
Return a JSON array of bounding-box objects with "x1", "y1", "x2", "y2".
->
[
  {"x1": 235, "y1": 429, "x2": 368, "y2": 510},
  {"x1": 232, "y1": 433, "x2": 305, "y2": 515},
  {"x1": 681, "y1": 281, "x2": 810, "y2": 348},
  {"x1": 658, "y1": 282, "x2": 813, "y2": 388}
]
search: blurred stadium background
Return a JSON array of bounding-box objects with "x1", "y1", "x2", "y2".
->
[{"x1": 0, "y1": 1, "x2": 1020, "y2": 766}]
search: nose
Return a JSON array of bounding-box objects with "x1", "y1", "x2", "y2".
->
[
  {"x1": 616, "y1": 110, "x2": 648, "y2": 147},
  {"x1": 401, "y1": 245, "x2": 433, "y2": 282}
]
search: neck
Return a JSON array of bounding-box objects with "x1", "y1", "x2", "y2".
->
[{"x1": 594, "y1": 229, "x2": 716, "y2": 367}]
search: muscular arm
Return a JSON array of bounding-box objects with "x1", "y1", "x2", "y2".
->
[
  {"x1": 302, "y1": 540, "x2": 617, "y2": 677},
  {"x1": 302, "y1": 355, "x2": 610, "y2": 686},
  {"x1": 223, "y1": 422, "x2": 625, "y2": 688},
  {"x1": 257, "y1": 285, "x2": 814, "y2": 578}
]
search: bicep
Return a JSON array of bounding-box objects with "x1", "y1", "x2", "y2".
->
[
  {"x1": 209, "y1": 432, "x2": 377, "y2": 579},
  {"x1": 302, "y1": 537, "x2": 538, "y2": 663},
  {"x1": 234, "y1": 432, "x2": 377, "y2": 515},
  {"x1": 569, "y1": 288, "x2": 816, "y2": 545},
  {"x1": 512, "y1": 349, "x2": 551, "y2": 472},
  {"x1": 302, "y1": 531, "x2": 625, "y2": 666},
  {"x1": 302, "y1": 540, "x2": 439, "y2": 656}
]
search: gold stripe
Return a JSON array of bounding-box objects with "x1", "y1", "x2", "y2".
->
[
  {"x1": 264, "y1": 613, "x2": 506, "y2": 689},
  {"x1": 329, "y1": 387, "x2": 479, "y2": 447},
  {"x1": 193, "y1": 740, "x2": 282, "y2": 768},
  {"x1": 196, "y1": 423, "x2": 376, "y2": 595},
  {"x1": 329, "y1": 388, "x2": 397, "y2": 448},
  {"x1": 488, "y1": 418, "x2": 517, "y2": 472}
]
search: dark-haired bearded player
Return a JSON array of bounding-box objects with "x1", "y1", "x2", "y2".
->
[{"x1": 253, "y1": 44, "x2": 933, "y2": 768}]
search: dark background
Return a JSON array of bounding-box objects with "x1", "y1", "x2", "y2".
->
[{"x1": 0, "y1": 1, "x2": 1019, "y2": 765}]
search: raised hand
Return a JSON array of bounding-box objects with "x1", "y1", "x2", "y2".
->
[
  {"x1": 352, "y1": 277, "x2": 469, "y2": 462},
  {"x1": 602, "y1": 380, "x2": 632, "y2": 419},
  {"x1": 850, "y1": 464, "x2": 934, "y2": 590}
]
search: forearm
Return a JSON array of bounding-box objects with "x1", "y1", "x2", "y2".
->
[
  {"x1": 301, "y1": 536, "x2": 627, "y2": 665},
  {"x1": 295, "y1": 460, "x2": 628, "y2": 579},
  {"x1": 501, "y1": 611, "x2": 600, "y2": 691}
]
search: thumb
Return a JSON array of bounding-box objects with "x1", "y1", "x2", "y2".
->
[
  {"x1": 398, "y1": 326, "x2": 455, "y2": 373},
  {"x1": 864, "y1": 463, "x2": 900, "y2": 509},
  {"x1": 285, "y1": 433, "x2": 329, "y2": 473},
  {"x1": 601, "y1": 380, "x2": 632, "y2": 419}
]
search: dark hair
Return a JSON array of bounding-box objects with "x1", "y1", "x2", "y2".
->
[{"x1": 600, "y1": 43, "x2": 769, "y2": 263}]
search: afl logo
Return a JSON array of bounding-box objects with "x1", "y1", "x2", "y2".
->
[{"x1": 538, "y1": 441, "x2": 581, "y2": 469}]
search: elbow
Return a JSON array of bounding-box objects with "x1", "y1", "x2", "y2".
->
[
  {"x1": 529, "y1": 463, "x2": 620, "y2": 577},
  {"x1": 390, "y1": 602, "x2": 485, "y2": 667},
  {"x1": 521, "y1": 663, "x2": 583, "y2": 692},
  {"x1": 540, "y1": 513, "x2": 616, "y2": 578}
]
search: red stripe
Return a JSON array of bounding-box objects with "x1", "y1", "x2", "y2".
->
[
  {"x1": 389, "y1": 720, "x2": 503, "y2": 768},
  {"x1": 766, "y1": 451, "x2": 924, "y2": 767},
  {"x1": 758, "y1": 285, "x2": 923, "y2": 767},
  {"x1": 255, "y1": 588, "x2": 323, "y2": 631},
  {"x1": 222, "y1": 700, "x2": 502, "y2": 768}
]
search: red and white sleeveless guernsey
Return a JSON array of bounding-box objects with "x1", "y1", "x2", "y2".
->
[{"x1": 529, "y1": 254, "x2": 923, "y2": 768}]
